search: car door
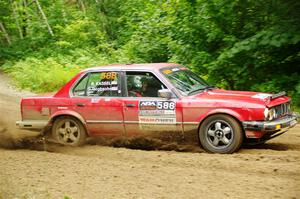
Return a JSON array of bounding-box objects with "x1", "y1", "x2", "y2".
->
[
  {"x1": 122, "y1": 71, "x2": 183, "y2": 135},
  {"x1": 71, "y1": 71, "x2": 124, "y2": 135}
]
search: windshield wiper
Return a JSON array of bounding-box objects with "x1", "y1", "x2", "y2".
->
[{"x1": 188, "y1": 85, "x2": 215, "y2": 95}]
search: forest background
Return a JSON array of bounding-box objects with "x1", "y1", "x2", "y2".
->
[{"x1": 0, "y1": 0, "x2": 299, "y2": 108}]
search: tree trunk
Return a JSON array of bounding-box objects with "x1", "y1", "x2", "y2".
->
[
  {"x1": 34, "y1": 0, "x2": 54, "y2": 36},
  {"x1": 77, "y1": 0, "x2": 86, "y2": 13},
  {"x1": 60, "y1": 0, "x2": 67, "y2": 23},
  {"x1": 21, "y1": 0, "x2": 28, "y2": 37},
  {"x1": 11, "y1": 0, "x2": 24, "y2": 39},
  {"x1": 0, "y1": 22, "x2": 12, "y2": 45}
]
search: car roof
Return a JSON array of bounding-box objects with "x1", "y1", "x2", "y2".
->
[{"x1": 81, "y1": 63, "x2": 181, "y2": 72}]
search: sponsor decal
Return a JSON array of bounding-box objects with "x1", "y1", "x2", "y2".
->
[
  {"x1": 252, "y1": 93, "x2": 272, "y2": 99},
  {"x1": 57, "y1": 106, "x2": 68, "y2": 110},
  {"x1": 139, "y1": 110, "x2": 175, "y2": 116},
  {"x1": 139, "y1": 124, "x2": 178, "y2": 131},
  {"x1": 163, "y1": 67, "x2": 188, "y2": 75},
  {"x1": 139, "y1": 101, "x2": 157, "y2": 110},
  {"x1": 140, "y1": 101, "x2": 176, "y2": 110},
  {"x1": 138, "y1": 101, "x2": 176, "y2": 126},
  {"x1": 139, "y1": 116, "x2": 176, "y2": 124},
  {"x1": 163, "y1": 69, "x2": 172, "y2": 74},
  {"x1": 91, "y1": 97, "x2": 110, "y2": 103},
  {"x1": 91, "y1": 98, "x2": 101, "y2": 103}
]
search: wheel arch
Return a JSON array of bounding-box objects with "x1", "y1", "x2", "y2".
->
[
  {"x1": 49, "y1": 110, "x2": 88, "y2": 134},
  {"x1": 197, "y1": 109, "x2": 244, "y2": 133}
]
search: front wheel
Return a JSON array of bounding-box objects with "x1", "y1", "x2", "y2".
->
[
  {"x1": 52, "y1": 116, "x2": 87, "y2": 146},
  {"x1": 199, "y1": 114, "x2": 243, "y2": 154}
]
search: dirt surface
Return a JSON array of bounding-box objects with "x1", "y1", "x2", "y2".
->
[{"x1": 0, "y1": 72, "x2": 300, "y2": 199}]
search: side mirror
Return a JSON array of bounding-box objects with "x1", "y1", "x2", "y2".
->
[{"x1": 158, "y1": 89, "x2": 172, "y2": 99}]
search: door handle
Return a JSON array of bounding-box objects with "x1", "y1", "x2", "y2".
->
[
  {"x1": 76, "y1": 103, "x2": 85, "y2": 107},
  {"x1": 125, "y1": 104, "x2": 136, "y2": 107}
]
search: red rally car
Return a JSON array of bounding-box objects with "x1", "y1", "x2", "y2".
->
[{"x1": 16, "y1": 63, "x2": 298, "y2": 153}]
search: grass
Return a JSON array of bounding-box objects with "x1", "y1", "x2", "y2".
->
[{"x1": 2, "y1": 58, "x2": 80, "y2": 93}]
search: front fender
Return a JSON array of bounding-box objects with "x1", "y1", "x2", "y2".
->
[{"x1": 197, "y1": 108, "x2": 249, "y2": 124}]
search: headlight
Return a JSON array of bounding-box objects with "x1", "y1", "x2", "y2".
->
[
  {"x1": 264, "y1": 108, "x2": 269, "y2": 119},
  {"x1": 268, "y1": 108, "x2": 276, "y2": 120},
  {"x1": 264, "y1": 107, "x2": 277, "y2": 121}
]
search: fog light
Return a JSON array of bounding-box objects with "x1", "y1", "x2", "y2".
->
[{"x1": 275, "y1": 124, "x2": 281, "y2": 130}]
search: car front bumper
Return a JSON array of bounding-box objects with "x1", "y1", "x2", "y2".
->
[{"x1": 242, "y1": 113, "x2": 298, "y2": 132}]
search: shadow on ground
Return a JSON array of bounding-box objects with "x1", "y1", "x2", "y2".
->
[{"x1": 242, "y1": 142, "x2": 299, "y2": 151}]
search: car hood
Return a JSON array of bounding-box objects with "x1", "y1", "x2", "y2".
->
[{"x1": 189, "y1": 89, "x2": 290, "y2": 108}]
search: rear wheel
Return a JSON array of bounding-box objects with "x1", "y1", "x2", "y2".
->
[
  {"x1": 52, "y1": 116, "x2": 86, "y2": 146},
  {"x1": 199, "y1": 114, "x2": 243, "y2": 153}
]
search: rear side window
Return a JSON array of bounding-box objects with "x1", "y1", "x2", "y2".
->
[
  {"x1": 73, "y1": 74, "x2": 89, "y2": 96},
  {"x1": 73, "y1": 72, "x2": 120, "y2": 97}
]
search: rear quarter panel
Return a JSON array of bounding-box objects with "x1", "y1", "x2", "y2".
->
[{"x1": 21, "y1": 97, "x2": 71, "y2": 121}]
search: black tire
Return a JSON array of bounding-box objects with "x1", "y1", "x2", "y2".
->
[
  {"x1": 199, "y1": 114, "x2": 243, "y2": 154},
  {"x1": 52, "y1": 116, "x2": 87, "y2": 146}
]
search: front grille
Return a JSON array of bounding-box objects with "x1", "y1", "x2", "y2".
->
[{"x1": 274, "y1": 102, "x2": 291, "y2": 117}]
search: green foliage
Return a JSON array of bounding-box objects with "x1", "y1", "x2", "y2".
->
[
  {"x1": 0, "y1": 0, "x2": 299, "y2": 107},
  {"x1": 54, "y1": 19, "x2": 107, "y2": 49},
  {"x1": 2, "y1": 58, "x2": 79, "y2": 92}
]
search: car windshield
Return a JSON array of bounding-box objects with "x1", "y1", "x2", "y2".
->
[{"x1": 161, "y1": 67, "x2": 212, "y2": 95}]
